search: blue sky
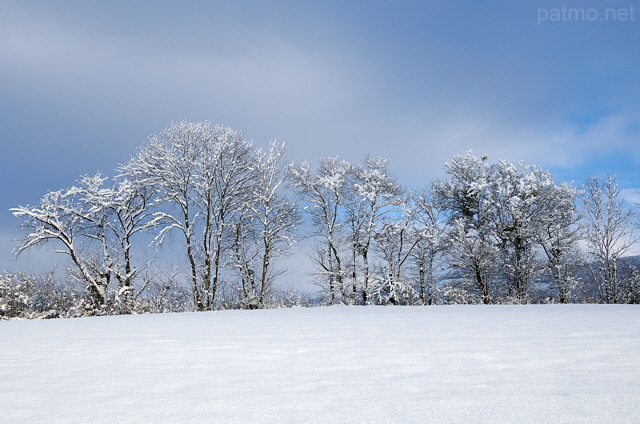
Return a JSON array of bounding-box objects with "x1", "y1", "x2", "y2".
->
[{"x1": 1, "y1": 0, "x2": 639, "y2": 273}]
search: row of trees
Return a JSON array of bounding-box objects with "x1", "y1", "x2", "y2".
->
[
  {"x1": 291, "y1": 152, "x2": 639, "y2": 305},
  {"x1": 5, "y1": 121, "x2": 640, "y2": 318}
]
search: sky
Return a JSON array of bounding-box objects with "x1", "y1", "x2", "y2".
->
[{"x1": 1, "y1": 0, "x2": 639, "y2": 274}]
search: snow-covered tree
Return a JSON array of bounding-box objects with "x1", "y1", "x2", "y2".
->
[
  {"x1": 122, "y1": 122, "x2": 201, "y2": 307},
  {"x1": 290, "y1": 157, "x2": 351, "y2": 304},
  {"x1": 72, "y1": 175, "x2": 160, "y2": 299},
  {"x1": 434, "y1": 152, "x2": 496, "y2": 304},
  {"x1": 0, "y1": 271, "x2": 79, "y2": 319},
  {"x1": 581, "y1": 175, "x2": 637, "y2": 303},
  {"x1": 106, "y1": 177, "x2": 161, "y2": 305},
  {"x1": 343, "y1": 156, "x2": 402, "y2": 303},
  {"x1": 12, "y1": 174, "x2": 158, "y2": 309},
  {"x1": 232, "y1": 141, "x2": 301, "y2": 308},
  {"x1": 123, "y1": 121, "x2": 254, "y2": 310},
  {"x1": 371, "y1": 204, "x2": 420, "y2": 304},
  {"x1": 13, "y1": 176, "x2": 111, "y2": 305},
  {"x1": 537, "y1": 182, "x2": 582, "y2": 303},
  {"x1": 408, "y1": 186, "x2": 445, "y2": 304},
  {"x1": 488, "y1": 160, "x2": 574, "y2": 302},
  {"x1": 0, "y1": 272, "x2": 31, "y2": 319},
  {"x1": 435, "y1": 152, "x2": 582, "y2": 303},
  {"x1": 445, "y1": 218, "x2": 498, "y2": 302},
  {"x1": 368, "y1": 273, "x2": 421, "y2": 305},
  {"x1": 196, "y1": 125, "x2": 254, "y2": 309},
  {"x1": 617, "y1": 265, "x2": 640, "y2": 304}
]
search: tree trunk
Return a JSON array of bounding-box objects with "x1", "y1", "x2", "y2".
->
[
  {"x1": 258, "y1": 241, "x2": 270, "y2": 307},
  {"x1": 362, "y1": 250, "x2": 370, "y2": 304}
]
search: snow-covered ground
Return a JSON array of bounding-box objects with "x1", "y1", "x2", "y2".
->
[{"x1": 2, "y1": 305, "x2": 639, "y2": 423}]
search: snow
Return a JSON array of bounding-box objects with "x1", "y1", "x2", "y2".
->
[{"x1": 1, "y1": 305, "x2": 639, "y2": 423}]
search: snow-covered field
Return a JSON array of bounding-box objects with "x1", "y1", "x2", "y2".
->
[{"x1": 2, "y1": 305, "x2": 639, "y2": 423}]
